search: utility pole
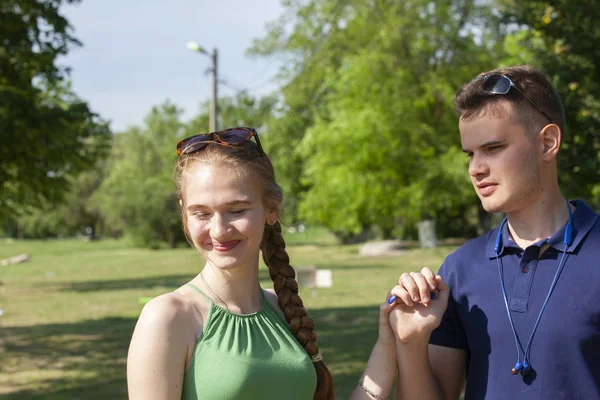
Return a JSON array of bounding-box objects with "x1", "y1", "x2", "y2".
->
[
  {"x1": 187, "y1": 42, "x2": 219, "y2": 132},
  {"x1": 210, "y1": 48, "x2": 218, "y2": 132}
]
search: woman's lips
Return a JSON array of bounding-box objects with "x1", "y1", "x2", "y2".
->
[{"x1": 211, "y1": 240, "x2": 241, "y2": 251}]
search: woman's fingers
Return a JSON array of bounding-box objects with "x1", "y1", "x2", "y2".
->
[{"x1": 388, "y1": 285, "x2": 414, "y2": 307}]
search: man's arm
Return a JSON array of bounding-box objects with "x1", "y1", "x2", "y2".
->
[
  {"x1": 429, "y1": 345, "x2": 467, "y2": 399},
  {"x1": 395, "y1": 340, "x2": 466, "y2": 400}
]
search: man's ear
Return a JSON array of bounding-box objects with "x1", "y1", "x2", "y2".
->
[{"x1": 540, "y1": 124, "x2": 561, "y2": 161}]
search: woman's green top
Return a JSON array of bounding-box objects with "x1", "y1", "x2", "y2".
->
[{"x1": 181, "y1": 283, "x2": 317, "y2": 400}]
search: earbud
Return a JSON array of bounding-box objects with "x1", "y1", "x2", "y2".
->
[
  {"x1": 520, "y1": 362, "x2": 531, "y2": 376},
  {"x1": 511, "y1": 362, "x2": 522, "y2": 375}
]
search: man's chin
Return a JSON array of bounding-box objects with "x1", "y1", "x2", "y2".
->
[{"x1": 480, "y1": 199, "x2": 504, "y2": 214}]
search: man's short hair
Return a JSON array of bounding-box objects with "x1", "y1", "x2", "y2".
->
[{"x1": 455, "y1": 65, "x2": 566, "y2": 138}]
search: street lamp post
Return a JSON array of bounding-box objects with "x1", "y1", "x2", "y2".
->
[{"x1": 187, "y1": 41, "x2": 219, "y2": 132}]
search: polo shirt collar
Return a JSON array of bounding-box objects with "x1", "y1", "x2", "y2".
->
[{"x1": 486, "y1": 199, "x2": 598, "y2": 258}]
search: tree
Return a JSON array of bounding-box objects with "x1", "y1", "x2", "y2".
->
[
  {"x1": 248, "y1": 0, "x2": 354, "y2": 223},
  {"x1": 5, "y1": 165, "x2": 108, "y2": 239},
  {"x1": 184, "y1": 92, "x2": 277, "y2": 138},
  {"x1": 93, "y1": 102, "x2": 184, "y2": 248},
  {"x1": 0, "y1": 0, "x2": 111, "y2": 219},
  {"x1": 251, "y1": 0, "x2": 506, "y2": 239}
]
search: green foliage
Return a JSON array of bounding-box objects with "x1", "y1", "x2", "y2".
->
[
  {"x1": 253, "y1": 0, "x2": 505, "y2": 239},
  {"x1": 9, "y1": 0, "x2": 599, "y2": 246},
  {"x1": 262, "y1": 112, "x2": 313, "y2": 223},
  {"x1": 0, "y1": 0, "x2": 112, "y2": 218},
  {"x1": 14, "y1": 161, "x2": 109, "y2": 239},
  {"x1": 1, "y1": 89, "x2": 276, "y2": 246},
  {"x1": 185, "y1": 92, "x2": 277, "y2": 137},
  {"x1": 93, "y1": 102, "x2": 184, "y2": 248}
]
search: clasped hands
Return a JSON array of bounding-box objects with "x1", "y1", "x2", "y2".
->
[{"x1": 378, "y1": 267, "x2": 450, "y2": 346}]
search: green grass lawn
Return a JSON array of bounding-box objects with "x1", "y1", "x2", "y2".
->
[{"x1": 0, "y1": 229, "x2": 456, "y2": 400}]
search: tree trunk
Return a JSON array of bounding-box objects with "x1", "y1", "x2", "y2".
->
[
  {"x1": 166, "y1": 230, "x2": 175, "y2": 249},
  {"x1": 381, "y1": 227, "x2": 394, "y2": 240},
  {"x1": 17, "y1": 222, "x2": 23, "y2": 240}
]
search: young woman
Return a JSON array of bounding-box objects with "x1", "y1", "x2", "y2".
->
[{"x1": 127, "y1": 127, "x2": 398, "y2": 400}]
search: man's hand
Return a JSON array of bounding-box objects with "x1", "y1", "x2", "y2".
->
[{"x1": 387, "y1": 267, "x2": 450, "y2": 343}]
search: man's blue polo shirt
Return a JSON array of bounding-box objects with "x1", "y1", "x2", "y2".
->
[{"x1": 430, "y1": 200, "x2": 600, "y2": 400}]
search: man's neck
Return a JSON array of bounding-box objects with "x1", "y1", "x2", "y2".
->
[{"x1": 506, "y1": 188, "x2": 572, "y2": 250}]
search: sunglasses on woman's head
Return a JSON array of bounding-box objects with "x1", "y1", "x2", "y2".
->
[
  {"x1": 176, "y1": 127, "x2": 264, "y2": 156},
  {"x1": 481, "y1": 74, "x2": 553, "y2": 124}
]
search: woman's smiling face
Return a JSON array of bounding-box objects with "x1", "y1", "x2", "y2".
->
[{"x1": 183, "y1": 162, "x2": 276, "y2": 271}]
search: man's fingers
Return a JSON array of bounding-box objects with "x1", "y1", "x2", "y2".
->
[
  {"x1": 435, "y1": 275, "x2": 449, "y2": 291},
  {"x1": 410, "y1": 272, "x2": 432, "y2": 303},
  {"x1": 399, "y1": 273, "x2": 420, "y2": 302},
  {"x1": 421, "y1": 267, "x2": 437, "y2": 291}
]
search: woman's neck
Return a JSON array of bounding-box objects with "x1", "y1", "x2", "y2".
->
[{"x1": 195, "y1": 259, "x2": 263, "y2": 314}]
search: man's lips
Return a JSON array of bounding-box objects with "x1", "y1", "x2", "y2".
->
[
  {"x1": 477, "y1": 182, "x2": 497, "y2": 197},
  {"x1": 210, "y1": 240, "x2": 241, "y2": 251}
]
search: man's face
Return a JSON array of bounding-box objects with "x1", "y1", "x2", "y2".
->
[{"x1": 459, "y1": 109, "x2": 544, "y2": 214}]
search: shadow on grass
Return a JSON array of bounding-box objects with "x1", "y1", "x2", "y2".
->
[
  {"x1": 284, "y1": 240, "x2": 340, "y2": 248},
  {"x1": 1, "y1": 307, "x2": 382, "y2": 400},
  {"x1": 56, "y1": 274, "x2": 191, "y2": 292},
  {"x1": 0, "y1": 317, "x2": 135, "y2": 400},
  {"x1": 310, "y1": 305, "x2": 381, "y2": 400}
]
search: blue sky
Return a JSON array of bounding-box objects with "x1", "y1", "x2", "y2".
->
[{"x1": 60, "y1": 0, "x2": 284, "y2": 132}]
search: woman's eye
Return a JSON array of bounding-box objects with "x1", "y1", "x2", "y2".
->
[
  {"x1": 230, "y1": 209, "x2": 246, "y2": 215},
  {"x1": 193, "y1": 213, "x2": 210, "y2": 220}
]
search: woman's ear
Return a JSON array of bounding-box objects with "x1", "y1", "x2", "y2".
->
[{"x1": 265, "y1": 209, "x2": 278, "y2": 226}]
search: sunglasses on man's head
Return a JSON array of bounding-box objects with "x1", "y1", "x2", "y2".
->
[
  {"x1": 176, "y1": 127, "x2": 263, "y2": 156},
  {"x1": 481, "y1": 74, "x2": 553, "y2": 124}
]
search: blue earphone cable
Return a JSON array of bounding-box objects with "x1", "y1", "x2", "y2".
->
[
  {"x1": 522, "y1": 249, "x2": 569, "y2": 366},
  {"x1": 495, "y1": 249, "x2": 526, "y2": 363},
  {"x1": 494, "y1": 198, "x2": 573, "y2": 375}
]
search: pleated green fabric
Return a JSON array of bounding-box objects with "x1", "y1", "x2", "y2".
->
[{"x1": 181, "y1": 284, "x2": 317, "y2": 400}]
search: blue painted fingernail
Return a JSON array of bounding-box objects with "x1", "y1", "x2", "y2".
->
[
  {"x1": 388, "y1": 295, "x2": 397, "y2": 304},
  {"x1": 430, "y1": 292, "x2": 436, "y2": 300}
]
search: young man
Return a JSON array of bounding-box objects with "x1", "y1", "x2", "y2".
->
[{"x1": 388, "y1": 65, "x2": 600, "y2": 400}]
